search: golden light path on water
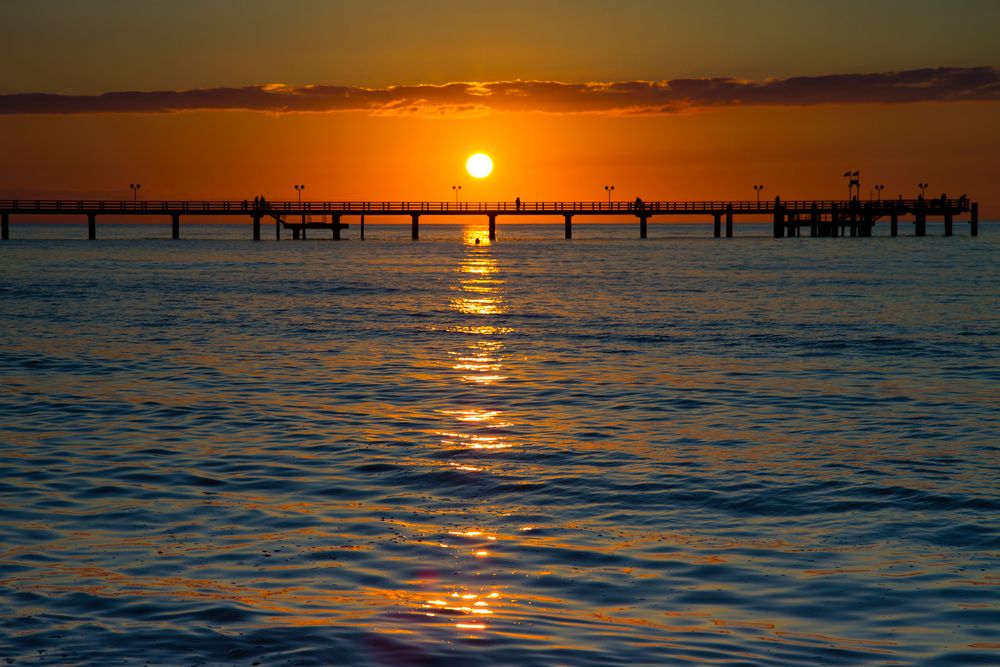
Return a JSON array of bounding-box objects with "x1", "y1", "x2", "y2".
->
[{"x1": 413, "y1": 228, "x2": 514, "y2": 633}]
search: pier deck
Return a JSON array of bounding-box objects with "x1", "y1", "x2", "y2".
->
[{"x1": 0, "y1": 197, "x2": 978, "y2": 240}]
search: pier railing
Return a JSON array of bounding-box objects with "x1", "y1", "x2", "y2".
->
[{"x1": 0, "y1": 198, "x2": 966, "y2": 213}]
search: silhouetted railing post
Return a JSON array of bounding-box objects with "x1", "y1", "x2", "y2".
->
[
  {"x1": 564, "y1": 214, "x2": 572, "y2": 239},
  {"x1": 171, "y1": 213, "x2": 180, "y2": 240},
  {"x1": 411, "y1": 213, "x2": 419, "y2": 240},
  {"x1": 971, "y1": 202, "x2": 978, "y2": 237},
  {"x1": 943, "y1": 196, "x2": 953, "y2": 237},
  {"x1": 87, "y1": 213, "x2": 96, "y2": 240},
  {"x1": 772, "y1": 197, "x2": 784, "y2": 238}
]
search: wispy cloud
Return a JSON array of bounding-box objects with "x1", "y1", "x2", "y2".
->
[{"x1": 1, "y1": 67, "x2": 996, "y2": 116}]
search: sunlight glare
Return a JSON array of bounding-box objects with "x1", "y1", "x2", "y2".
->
[{"x1": 466, "y1": 153, "x2": 493, "y2": 179}]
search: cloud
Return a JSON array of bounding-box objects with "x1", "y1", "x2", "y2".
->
[{"x1": 0, "y1": 67, "x2": 996, "y2": 116}]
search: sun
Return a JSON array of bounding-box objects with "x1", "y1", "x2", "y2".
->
[{"x1": 466, "y1": 153, "x2": 493, "y2": 179}]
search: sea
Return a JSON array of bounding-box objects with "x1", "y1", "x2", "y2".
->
[{"x1": 0, "y1": 222, "x2": 997, "y2": 666}]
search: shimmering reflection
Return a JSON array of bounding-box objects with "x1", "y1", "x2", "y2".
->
[{"x1": 405, "y1": 227, "x2": 517, "y2": 635}]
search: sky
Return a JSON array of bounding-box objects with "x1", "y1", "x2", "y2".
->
[{"x1": 0, "y1": 0, "x2": 998, "y2": 211}]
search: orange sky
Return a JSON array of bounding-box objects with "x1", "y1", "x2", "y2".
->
[
  {"x1": 2, "y1": 102, "x2": 995, "y2": 210},
  {"x1": 0, "y1": 1, "x2": 997, "y2": 214}
]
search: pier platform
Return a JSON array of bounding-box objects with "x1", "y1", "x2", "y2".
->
[{"x1": 0, "y1": 197, "x2": 978, "y2": 241}]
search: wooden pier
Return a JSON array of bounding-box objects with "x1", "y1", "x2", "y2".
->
[{"x1": 0, "y1": 196, "x2": 978, "y2": 240}]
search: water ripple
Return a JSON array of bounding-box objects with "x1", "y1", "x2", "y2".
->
[{"x1": 0, "y1": 227, "x2": 997, "y2": 665}]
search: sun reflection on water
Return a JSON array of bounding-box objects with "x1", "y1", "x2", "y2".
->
[{"x1": 407, "y1": 226, "x2": 517, "y2": 634}]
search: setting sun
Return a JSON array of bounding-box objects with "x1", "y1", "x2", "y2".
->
[{"x1": 466, "y1": 153, "x2": 493, "y2": 179}]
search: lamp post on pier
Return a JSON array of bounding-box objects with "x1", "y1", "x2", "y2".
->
[
  {"x1": 129, "y1": 183, "x2": 141, "y2": 204},
  {"x1": 918, "y1": 182, "x2": 928, "y2": 198},
  {"x1": 294, "y1": 184, "x2": 305, "y2": 226},
  {"x1": 874, "y1": 184, "x2": 884, "y2": 201},
  {"x1": 753, "y1": 184, "x2": 764, "y2": 205},
  {"x1": 604, "y1": 185, "x2": 615, "y2": 206},
  {"x1": 452, "y1": 185, "x2": 462, "y2": 205}
]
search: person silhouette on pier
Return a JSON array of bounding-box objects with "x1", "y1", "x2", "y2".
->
[
  {"x1": 516, "y1": 197, "x2": 521, "y2": 211},
  {"x1": 253, "y1": 196, "x2": 259, "y2": 210}
]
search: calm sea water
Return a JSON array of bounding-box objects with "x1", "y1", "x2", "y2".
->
[{"x1": 1, "y1": 223, "x2": 997, "y2": 666}]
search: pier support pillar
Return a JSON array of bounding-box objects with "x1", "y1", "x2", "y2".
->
[
  {"x1": 944, "y1": 210, "x2": 953, "y2": 237},
  {"x1": 411, "y1": 214, "x2": 419, "y2": 240},
  {"x1": 810, "y1": 205, "x2": 819, "y2": 237},
  {"x1": 772, "y1": 197, "x2": 784, "y2": 238},
  {"x1": 252, "y1": 214, "x2": 261, "y2": 241},
  {"x1": 564, "y1": 214, "x2": 572, "y2": 239},
  {"x1": 488, "y1": 214, "x2": 497, "y2": 241},
  {"x1": 360, "y1": 214, "x2": 365, "y2": 240},
  {"x1": 915, "y1": 211, "x2": 926, "y2": 237},
  {"x1": 830, "y1": 204, "x2": 839, "y2": 237},
  {"x1": 171, "y1": 213, "x2": 180, "y2": 240},
  {"x1": 332, "y1": 214, "x2": 342, "y2": 240},
  {"x1": 87, "y1": 213, "x2": 96, "y2": 240},
  {"x1": 890, "y1": 213, "x2": 898, "y2": 237},
  {"x1": 1, "y1": 212, "x2": 8, "y2": 240},
  {"x1": 713, "y1": 213, "x2": 721, "y2": 238},
  {"x1": 725, "y1": 204, "x2": 733, "y2": 237},
  {"x1": 292, "y1": 228, "x2": 300, "y2": 240},
  {"x1": 971, "y1": 202, "x2": 978, "y2": 237},
  {"x1": 639, "y1": 215, "x2": 648, "y2": 239},
  {"x1": 275, "y1": 217, "x2": 281, "y2": 241}
]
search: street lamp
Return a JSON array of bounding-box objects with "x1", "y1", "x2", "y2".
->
[
  {"x1": 294, "y1": 184, "x2": 305, "y2": 203},
  {"x1": 874, "y1": 184, "x2": 884, "y2": 201},
  {"x1": 604, "y1": 185, "x2": 615, "y2": 204},
  {"x1": 753, "y1": 184, "x2": 764, "y2": 205},
  {"x1": 918, "y1": 182, "x2": 928, "y2": 198},
  {"x1": 129, "y1": 183, "x2": 141, "y2": 204},
  {"x1": 452, "y1": 185, "x2": 462, "y2": 204}
]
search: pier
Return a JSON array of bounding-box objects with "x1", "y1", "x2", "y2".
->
[{"x1": 0, "y1": 196, "x2": 978, "y2": 240}]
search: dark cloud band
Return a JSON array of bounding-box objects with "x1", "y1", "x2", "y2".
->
[{"x1": 1, "y1": 67, "x2": 996, "y2": 116}]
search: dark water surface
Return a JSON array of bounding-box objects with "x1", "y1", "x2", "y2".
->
[{"x1": 1, "y1": 224, "x2": 998, "y2": 666}]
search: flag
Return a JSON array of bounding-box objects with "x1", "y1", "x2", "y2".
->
[
  {"x1": 852, "y1": 170, "x2": 860, "y2": 177},
  {"x1": 843, "y1": 171, "x2": 851, "y2": 177}
]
